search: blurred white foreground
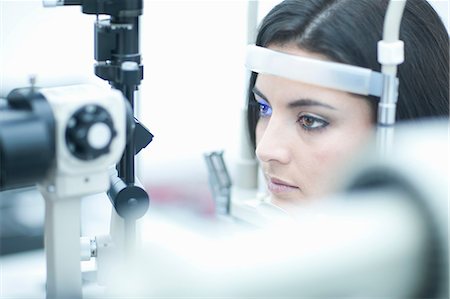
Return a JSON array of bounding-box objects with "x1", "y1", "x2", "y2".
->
[{"x1": 96, "y1": 119, "x2": 448, "y2": 298}]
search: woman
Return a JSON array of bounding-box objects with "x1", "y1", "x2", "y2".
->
[{"x1": 247, "y1": 0, "x2": 449, "y2": 209}]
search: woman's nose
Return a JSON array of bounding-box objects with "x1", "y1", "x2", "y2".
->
[{"x1": 255, "y1": 120, "x2": 291, "y2": 165}]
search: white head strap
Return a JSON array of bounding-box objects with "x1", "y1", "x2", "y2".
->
[{"x1": 245, "y1": 45, "x2": 384, "y2": 97}]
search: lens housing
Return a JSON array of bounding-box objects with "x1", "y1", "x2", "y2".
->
[{"x1": 0, "y1": 88, "x2": 55, "y2": 190}]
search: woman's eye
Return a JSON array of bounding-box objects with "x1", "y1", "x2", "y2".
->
[
  {"x1": 298, "y1": 115, "x2": 329, "y2": 130},
  {"x1": 258, "y1": 102, "x2": 272, "y2": 117}
]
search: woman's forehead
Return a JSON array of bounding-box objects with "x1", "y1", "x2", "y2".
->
[
  {"x1": 255, "y1": 72, "x2": 362, "y2": 108},
  {"x1": 268, "y1": 43, "x2": 332, "y2": 63}
]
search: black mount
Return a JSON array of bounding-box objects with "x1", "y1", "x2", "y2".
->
[{"x1": 63, "y1": 0, "x2": 152, "y2": 220}]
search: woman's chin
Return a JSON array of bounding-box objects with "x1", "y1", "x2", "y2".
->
[{"x1": 270, "y1": 192, "x2": 307, "y2": 208}]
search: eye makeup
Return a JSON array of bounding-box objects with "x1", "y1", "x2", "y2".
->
[
  {"x1": 252, "y1": 86, "x2": 333, "y2": 132},
  {"x1": 297, "y1": 113, "x2": 329, "y2": 131}
]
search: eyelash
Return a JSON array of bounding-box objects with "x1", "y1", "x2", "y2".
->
[
  {"x1": 297, "y1": 114, "x2": 329, "y2": 131},
  {"x1": 254, "y1": 97, "x2": 329, "y2": 132}
]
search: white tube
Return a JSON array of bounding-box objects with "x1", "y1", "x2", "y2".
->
[
  {"x1": 234, "y1": 108, "x2": 258, "y2": 189},
  {"x1": 246, "y1": 1, "x2": 258, "y2": 45},
  {"x1": 233, "y1": 1, "x2": 260, "y2": 190},
  {"x1": 376, "y1": 0, "x2": 407, "y2": 155},
  {"x1": 380, "y1": 0, "x2": 407, "y2": 76}
]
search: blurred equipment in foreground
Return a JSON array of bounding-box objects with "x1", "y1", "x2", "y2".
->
[{"x1": 107, "y1": 119, "x2": 447, "y2": 298}]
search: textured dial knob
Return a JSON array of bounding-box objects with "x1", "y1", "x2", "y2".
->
[{"x1": 65, "y1": 105, "x2": 116, "y2": 160}]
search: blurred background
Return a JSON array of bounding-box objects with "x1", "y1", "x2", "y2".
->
[{"x1": 0, "y1": 0, "x2": 448, "y2": 256}]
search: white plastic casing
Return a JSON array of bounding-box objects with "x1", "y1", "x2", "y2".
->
[
  {"x1": 39, "y1": 84, "x2": 127, "y2": 198},
  {"x1": 246, "y1": 45, "x2": 384, "y2": 97},
  {"x1": 377, "y1": 40, "x2": 405, "y2": 65}
]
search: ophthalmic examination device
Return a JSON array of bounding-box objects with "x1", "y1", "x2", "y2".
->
[{"x1": 0, "y1": 0, "x2": 152, "y2": 297}]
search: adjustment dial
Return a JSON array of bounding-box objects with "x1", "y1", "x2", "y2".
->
[{"x1": 65, "y1": 105, "x2": 117, "y2": 160}]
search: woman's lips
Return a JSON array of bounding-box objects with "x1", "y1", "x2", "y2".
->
[{"x1": 267, "y1": 177, "x2": 299, "y2": 194}]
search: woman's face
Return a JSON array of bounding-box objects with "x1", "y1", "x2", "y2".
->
[{"x1": 255, "y1": 44, "x2": 374, "y2": 209}]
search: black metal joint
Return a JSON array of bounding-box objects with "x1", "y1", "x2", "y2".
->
[{"x1": 108, "y1": 176, "x2": 150, "y2": 220}]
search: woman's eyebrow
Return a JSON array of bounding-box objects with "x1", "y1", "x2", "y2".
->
[
  {"x1": 288, "y1": 99, "x2": 337, "y2": 110},
  {"x1": 253, "y1": 86, "x2": 336, "y2": 110}
]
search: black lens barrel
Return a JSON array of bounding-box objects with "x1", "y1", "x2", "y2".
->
[{"x1": 0, "y1": 89, "x2": 55, "y2": 190}]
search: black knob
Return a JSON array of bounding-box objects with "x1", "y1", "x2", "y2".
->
[
  {"x1": 108, "y1": 176, "x2": 149, "y2": 220},
  {"x1": 65, "y1": 105, "x2": 116, "y2": 160}
]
